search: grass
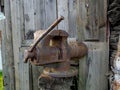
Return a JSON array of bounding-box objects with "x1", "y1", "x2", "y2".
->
[{"x1": 0, "y1": 70, "x2": 3, "y2": 90}]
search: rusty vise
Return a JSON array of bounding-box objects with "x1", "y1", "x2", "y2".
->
[{"x1": 24, "y1": 16, "x2": 88, "y2": 78}]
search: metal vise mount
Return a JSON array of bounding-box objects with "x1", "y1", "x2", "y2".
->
[{"x1": 24, "y1": 16, "x2": 87, "y2": 78}]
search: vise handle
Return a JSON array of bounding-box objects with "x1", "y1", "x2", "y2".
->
[{"x1": 24, "y1": 16, "x2": 64, "y2": 63}]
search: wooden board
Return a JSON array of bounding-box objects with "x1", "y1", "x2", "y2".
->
[
  {"x1": 78, "y1": 1, "x2": 108, "y2": 90},
  {"x1": 3, "y1": 1, "x2": 15, "y2": 90},
  {"x1": 19, "y1": 47, "x2": 32, "y2": 90},
  {"x1": 0, "y1": 0, "x2": 15, "y2": 90},
  {"x1": 24, "y1": 0, "x2": 35, "y2": 35},
  {"x1": 57, "y1": 0, "x2": 69, "y2": 32},
  {"x1": 76, "y1": 0, "x2": 107, "y2": 41},
  {"x1": 68, "y1": 0, "x2": 77, "y2": 38},
  {"x1": 10, "y1": 0, "x2": 30, "y2": 90},
  {"x1": 85, "y1": 0, "x2": 99, "y2": 40},
  {"x1": 79, "y1": 42, "x2": 109, "y2": 90},
  {"x1": 88, "y1": 42, "x2": 108, "y2": 90}
]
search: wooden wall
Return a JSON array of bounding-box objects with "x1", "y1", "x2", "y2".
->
[{"x1": 0, "y1": 0, "x2": 108, "y2": 90}]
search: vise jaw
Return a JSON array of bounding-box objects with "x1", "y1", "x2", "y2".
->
[{"x1": 24, "y1": 30, "x2": 87, "y2": 78}]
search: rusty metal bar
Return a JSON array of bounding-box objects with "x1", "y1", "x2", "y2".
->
[
  {"x1": 24, "y1": 16, "x2": 64, "y2": 63},
  {"x1": 30, "y1": 16, "x2": 64, "y2": 52}
]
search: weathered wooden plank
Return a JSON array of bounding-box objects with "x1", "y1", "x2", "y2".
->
[
  {"x1": 99, "y1": 27, "x2": 107, "y2": 42},
  {"x1": 76, "y1": 0, "x2": 86, "y2": 41},
  {"x1": 79, "y1": 42, "x2": 109, "y2": 90},
  {"x1": 87, "y1": 42, "x2": 108, "y2": 90},
  {"x1": 78, "y1": 1, "x2": 108, "y2": 89},
  {"x1": 77, "y1": 0, "x2": 100, "y2": 41},
  {"x1": 4, "y1": 2, "x2": 15, "y2": 90},
  {"x1": 86, "y1": 0, "x2": 99, "y2": 40},
  {"x1": 34, "y1": 0, "x2": 45, "y2": 30},
  {"x1": 76, "y1": 0, "x2": 89, "y2": 90},
  {"x1": 78, "y1": 55, "x2": 88, "y2": 90},
  {"x1": 24, "y1": 0, "x2": 35, "y2": 38},
  {"x1": 10, "y1": 0, "x2": 21, "y2": 89},
  {"x1": 45, "y1": 0, "x2": 57, "y2": 29},
  {"x1": 19, "y1": 47, "x2": 32, "y2": 90},
  {"x1": 98, "y1": 0, "x2": 107, "y2": 42},
  {"x1": 19, "y1": 0, "x2": 25, "y2": 44},
  {"x1": 68, "y1": 0, "x2": 77, "y2": 37},
  {"x1": 0, "y1": 20, "x2": 9, "y2": 90},
  {"x1": 1, "y1": 0, "x2": 15, "y2": 90},
  {"x1": 0, "y1": 20, "x2": 7, "y2": 88},
  {"x1": 98, "y1": 0, "x2": 106, "y2": 28},
  {"x1": 57, "y1": 0, "x2": 69, "y2": 32},
  {"x1": 20, "y1": 0, "x2": 35, "y2": 89},
  {"x1": 10, "y1": 0, "x2": 32, "y2": 90}
]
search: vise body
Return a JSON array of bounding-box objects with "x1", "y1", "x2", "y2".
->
[
  {"x1": 24, "y1": 16, "x2": 87, "y2": 78},
  {"x1": 23, "y1": 17, "x2": 88, "y2": 89},
  {"x1": 24, "y1": 30, "x2": 87, "y2": 78}
]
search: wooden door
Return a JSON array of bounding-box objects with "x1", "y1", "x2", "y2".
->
[{"x1": 1, "y1": 0, "x2": 109, "y2": 90}]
